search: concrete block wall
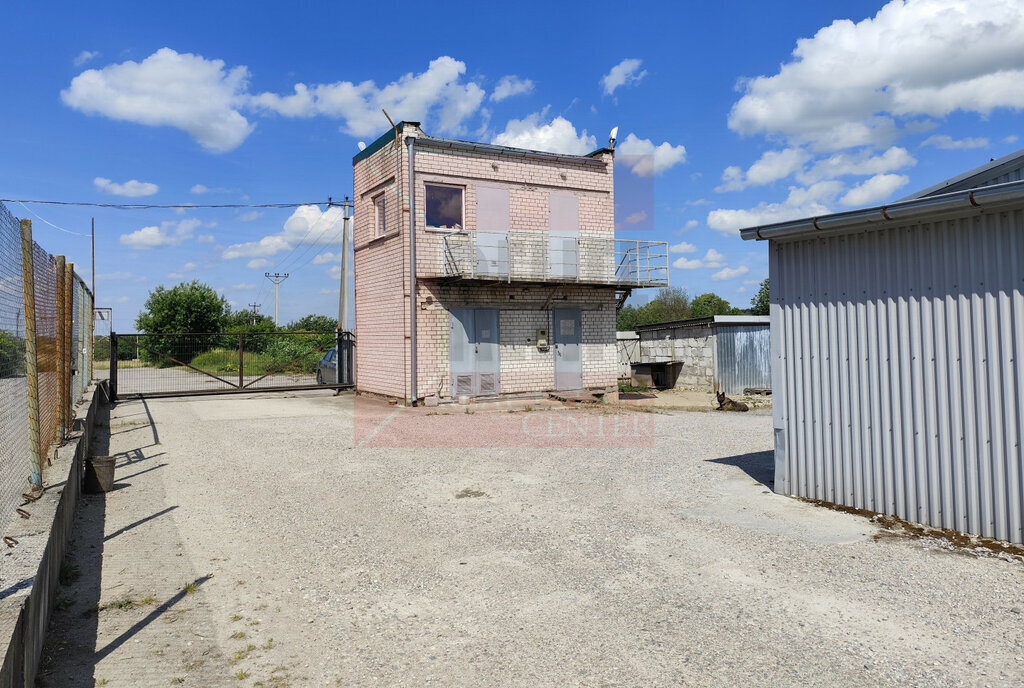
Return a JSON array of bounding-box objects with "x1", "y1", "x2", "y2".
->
[{"x1": 639, "y1": 326, "x2": 715, "y2": 390}]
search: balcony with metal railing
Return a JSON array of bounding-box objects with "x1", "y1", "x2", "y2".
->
[{"x1": 431, "y1": 230, "x2": 668, "y2": 287}]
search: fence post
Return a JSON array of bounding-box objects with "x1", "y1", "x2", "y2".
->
[
  {"x1": 110, "y1": 332, "x2": 118, "y2": 402},
  {"x1": 65, "y1": 263, "x2": 74, "y2": 429},
  {"x1": 20, "y1": 220, "x2": 43, "y2": 490},
  {"x1": 336, "y1": 329, "x2": 343, "y2": 385},
  {"x1": 238, "y1": 333, "x2": 244, "y2": 389},
  {"x1": 55, "y1": 256, "x2": 66, "y2": 441}
]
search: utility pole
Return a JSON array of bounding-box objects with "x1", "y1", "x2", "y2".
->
[
  {"x1": 248, "y1": 302, "x2": 261, "y2": 325},
  {"x1": 264, "y1": 273, "x2": 288, "y2": 326},
  {"x1": 338, "y1": 197, "x2": 351, "y2": 332}
]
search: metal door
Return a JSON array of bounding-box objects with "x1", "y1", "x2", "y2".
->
[
  {"x1": 449, "y1": 308, "x2": 500, "y2": 397},
  {"x1": 473, "y1": 309, "x2": 500, "y2": 396},
  {"x1": 553, "y1": 307, "x2": 582, "y2": 390}
]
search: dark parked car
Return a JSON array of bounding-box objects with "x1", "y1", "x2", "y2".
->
[{"x1": 316, "y1": 347, "x2": 337, "y2": 384}]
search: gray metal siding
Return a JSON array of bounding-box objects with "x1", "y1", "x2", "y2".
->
[
  {"x1": 715, "y1": 325, "x2": 770, "y2": 395},
  {"x1": 772, "y1": 208, "x2": 1024, "y2": 544}
]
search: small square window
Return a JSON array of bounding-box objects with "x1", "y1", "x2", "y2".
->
[{"x1": 425, "y1": 184, "x2": 463, "y2": 230}]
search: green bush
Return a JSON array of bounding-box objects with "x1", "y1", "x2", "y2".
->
[{"x1": 0, "y1": 330, "x2": 26, "y2": 377}]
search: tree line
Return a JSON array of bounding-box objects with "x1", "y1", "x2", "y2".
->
[{"x1": 616, "y1": 279, "x2": 769, "y2": 331}]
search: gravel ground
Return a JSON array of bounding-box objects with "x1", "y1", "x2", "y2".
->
[{"x1": 37, "y1": 391, "x2": 1024, "y2": 687}]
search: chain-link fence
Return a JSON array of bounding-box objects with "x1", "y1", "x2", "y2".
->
[{"x1": 0, "y1": 202, "x2": 94, "y2": 537}]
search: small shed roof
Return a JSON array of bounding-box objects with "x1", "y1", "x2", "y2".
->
[{"x1": 634, "y1": 315, "x2": 769, "y2": 332}]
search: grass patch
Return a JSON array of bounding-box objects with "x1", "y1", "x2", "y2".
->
[
  {"x1": 230, "y1": 631, "x2": 247, "y2": 640},
  {"x1": 230, "y1": 614, "x2": 243, "y2": 622},
  {"x1": 183, "y1": 581, "x2": 198, "y2": 595},
  {"x1": 618, "y1": 381, "x2": 650, "y2": 393},
  {"x1": 235, "y1": 670, "x2": 249, "y2": 680}
]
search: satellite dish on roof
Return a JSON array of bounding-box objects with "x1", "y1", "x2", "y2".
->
[
  {"x1": 609, "y1": 126, "x2": 618, "y2": 149},
  {"x1": 357, "y1": 141, "x2": 366, "y2": 151}
]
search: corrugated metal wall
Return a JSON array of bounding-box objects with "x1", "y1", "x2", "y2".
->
[
  {"x1": 771, "y1": 208, "x2": 1024, "y2": 544},
  {"x1": 715, "y1": 325, "x2": 770, "y2": 395}
]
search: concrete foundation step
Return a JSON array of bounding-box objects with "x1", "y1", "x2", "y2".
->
[{"x1": 548, "y1": 389, "x2": 605, "y2": 404}]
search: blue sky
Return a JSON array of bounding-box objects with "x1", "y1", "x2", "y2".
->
[{"x1": 2, "y1": 0, "x2": 1023, "y2": 331}]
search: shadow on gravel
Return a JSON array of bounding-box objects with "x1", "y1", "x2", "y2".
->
[
  {"x1": 36, "y1": 398, "x2": 111, "y2": 687},
  {"x1": 708, "y1": 450, "x2": 775, "y2": 488}
]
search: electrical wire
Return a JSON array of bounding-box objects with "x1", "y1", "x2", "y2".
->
[
  {"x1": 16, "y1": 202, "x2": 92, "y2": 237},
  {"x1": 1, "y1": 198, "x2": 347, "y2": 210}
]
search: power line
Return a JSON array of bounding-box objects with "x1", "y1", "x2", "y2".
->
[
  {"x1": 1, "y1": 198, "x2": 344, "y2": 210},
  {"x1": 16, "y1": 202, "x2": 92, "y2": 237}
]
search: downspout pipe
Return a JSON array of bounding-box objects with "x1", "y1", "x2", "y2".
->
[{"x1": 406, "y1": 135, "x2": 418, "y2": 406}]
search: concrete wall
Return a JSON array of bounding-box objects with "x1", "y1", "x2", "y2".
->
[
  {"x1": 616, "y1": 332, "x2": 639, "y2": 378},
  {"x1": 1, "y1": 382, "x2": 102, "y2": 688},
  {"x1": 639, "y1": 325, "x2": 714, "y2": 390}
]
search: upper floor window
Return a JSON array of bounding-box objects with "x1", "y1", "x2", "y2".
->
[
  {"x1": 374, "y1": 193, "x2": 387, "y2": 237},
  {"x1": 425, "y1": 184, "x2": 463, "y2": 230}
]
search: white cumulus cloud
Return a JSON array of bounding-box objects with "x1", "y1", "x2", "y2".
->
[
  {"x1": 797, "y1": 146, "x2": 916, "y2": 184},
  {"x1": 601, "y1": 58, "x2": 647, "y2": 96},
  {"x1": 712, "y1": 265, "x2": 750, "y2": 281},
  {"x1": 616, "y1": 133, "x2": 687, "y2": 176},
  {"x1": 247, "y1": 259, "x2": 271, "y2": 269},
  {"x1": 490, "y1": 75, "x2": 534, "y2": 102},
  {"x1": 312, "y1": 252, "x2": 339, "y2": 264},
  {"x1": 491, "y1": 113, "x2": 596, "y2": 155},
  {"x1": 670, "y1": 241, "x2": 696, "y2": 254},
  {"x1": 672, "y1": 248, "x2": 726, "y2": 270},
  {"x1": 223, "y1": 205, "x2": 344, "y2": 260},
  {"x1": 707, "y1": 181, "x2": 843, "y2": 235},
  {"x1": 73, "y1": 50, "x2": 99, "y2": 67},
  {"x1": 119, "y1": 218, "x2": 201, "y2": 249},
  {"x1": 716, "y1": 148, "x2": 811, "y2": 191},
  {"x1": 250, "y1": 56, "x2": 485, "y2": 137},
  {"x1": 62, "y1": 48, "x2": 255, "y2": 153},
  {"x1": 94, "y1": 177, "x2": 159, "y2": 197},
  {"x1": 921, "y1": 134, "x2": 990, "y2": 149},
  {"x1": 728, "y1": 0, "x2": 1024, "y2": 151},
  {"x1": 839, "y1": 173, "x2": 910, "y2": 207}
]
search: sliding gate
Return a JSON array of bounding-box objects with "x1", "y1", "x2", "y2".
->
[{"x1": 109, "y1": 330, "x2": 354, "y2": 400}]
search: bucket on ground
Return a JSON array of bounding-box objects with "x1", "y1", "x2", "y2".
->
[{"x1": 84, "y1": 456, "x2": 115, "y2": 493}]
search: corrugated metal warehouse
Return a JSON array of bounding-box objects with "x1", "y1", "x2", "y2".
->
[
  {"x1": 634, "y1": 315, "x2": 770, "y2": 395},
  {"x1": 741, "y1": 151, "x2": 1024, "y2": 545}
]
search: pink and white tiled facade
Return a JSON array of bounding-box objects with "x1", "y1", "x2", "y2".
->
[{"x1": 353, "y1": 123, "x2": 621, "y2": 402}]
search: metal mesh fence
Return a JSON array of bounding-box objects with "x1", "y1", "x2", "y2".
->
[
  {"x1": 0, "y1": 202, "x2": 94, "y2": 537},
  {"x1": 33, "y1": 245, "x2": 59, "y2": 466},
  {"x1": 0, "y1": 203, "x2": 29, "y2": 538}
]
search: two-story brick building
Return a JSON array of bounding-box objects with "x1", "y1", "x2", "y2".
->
[{"x1": 352, "y1": 122, "x2": 667, "y2": 404}]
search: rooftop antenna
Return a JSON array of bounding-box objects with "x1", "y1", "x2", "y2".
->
[
  {"x1": 382, "y1": 108, "x2": 398, "y2": 148},
  {"x1": 608, "y1": 126, "x2": 618, "y2": 150}
]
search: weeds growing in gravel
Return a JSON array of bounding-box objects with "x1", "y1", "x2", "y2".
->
[
  {"x1": 59, "y1": 560, "x2": 80, "y2": 585},
  {"x1": 234, "y1": 670, "x2": 249, "y2": 680},
  {"x1": 230, "y1": 631, "x2": 247, "y2": 639}
]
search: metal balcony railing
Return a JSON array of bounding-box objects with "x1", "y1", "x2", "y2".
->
[{"x1": 436, "y1": 230, "x2": 668, "y2": 287}]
